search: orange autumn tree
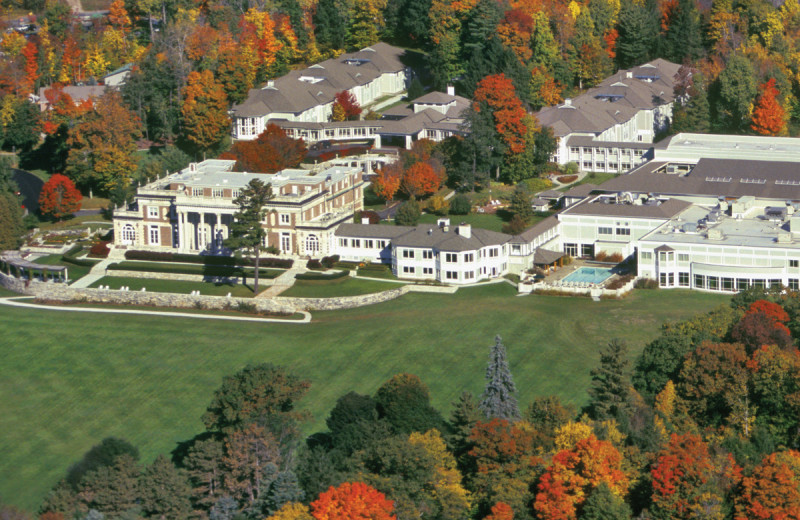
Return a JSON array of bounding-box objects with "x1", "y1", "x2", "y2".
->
[
  {"x1": 650, "y1": 433, "x2": 741, "y2": 520},
  {"x1": 372, "y1": 162, "x2": 402, "y2": 202},
  {"x1": 331, "y1": 91, "x2": 362, "y2": 121},
  {"x1": 310, "y1": 482, "x2": 396, "y2": 520},
  {"x1": 472, "y1": 74, "x2": 528, "y2": 179},
  {"x1": 39, "y1": 174, "x2": 82, "y2": 220},
  {"x1": 401, "y1": 162, "x2": 441, "y2": 198},
  {"x1": 181, "y1": 70, "x2": 230, "y2": 155},
  {"x1": 735, "y1": 450, "x2": 800, "y2": 519},
  {"x1": 751, "y1": 78, "x2": 786, "y2": 135},
  {"x1": 223, "y1": 124, "x2": 307, "y2": 173},
  {"x1": 533, "y1": 435, "x2": 629, "y2": 520},
  {"x1": 20, "y1": 39, "x2": 38, "y2": 96},
  {"x1": 485, "y1": 502, "x2": 514, "y2": 520}
]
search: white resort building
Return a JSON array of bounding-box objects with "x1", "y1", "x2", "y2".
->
[
  {"x1": 113, "y1": 160, "x2": 365, "y2": 257},
  {"x1": 536, "y1": 59, "x2": 680, "y2": 173}
]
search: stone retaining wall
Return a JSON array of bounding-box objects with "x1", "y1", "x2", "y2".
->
[
  {"x1": 106, "y1": 269, "x2": 250, "y2": 285},
  {"x1": 0, "y1": 272, "x2": 461, "y2": 313}
]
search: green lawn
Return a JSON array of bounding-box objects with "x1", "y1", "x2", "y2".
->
[
  {"x1": 89, "y1": 276, "x2": 258, "y2": 297},
  {"x1": 281, "y1": 276, "x2": 402, "y2": 297},
  {"x1": 108, "y1": 261, "x2": 284, "y2": 279},
  {"x1": 0, "y1": 285, "x2": 728, "y2": 512},
  {"x1": 559, "y1": 172, "x2": 620, "y2": 191}
]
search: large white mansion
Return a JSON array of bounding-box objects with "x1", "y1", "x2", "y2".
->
[{"x1": 113, "y1": 160, "x2": 365, "y2": 257}]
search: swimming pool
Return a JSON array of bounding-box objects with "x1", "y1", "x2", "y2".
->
[{"x1": 562, "y1": 267, "x2": 614, "y2": 284}]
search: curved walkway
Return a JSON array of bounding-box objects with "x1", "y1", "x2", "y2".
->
[{"x1": 0, "y1": 296, "x2": 312, "y2": 324}]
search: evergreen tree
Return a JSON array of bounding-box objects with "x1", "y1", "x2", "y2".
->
[
  {"x1": 663, "y1": 0, "x2": 704, "y2": 63},
  {"x1": 313, "y1": 0, "x2": 348, "y2": 52},
  {"x1": 579, "y1": 482, "x2": 632, "y2": 520},
  {"x1": 395, "y1": 197, "x2": 420, "y2": 226},
  {"x1": 509, "y1": 185, "x2": 533, "y2": 223},
  {"x1": 224, "y1": 179, "x2": 275, "y2": 294},
  {"x1": 265, "y1": 471, "x2": 305, "y2": 515},
  {"x1": 672, "y1": 73, "x2": 711, "y2": 134},
  {"x1": 716, "y1": 54, "x2": 758, "y2": 132},
  {"x1": 209, "y1": 496, "x2": 238, "y2": 520},
  {"x1": 479, "y1": 335, "x2": 520, "y2": 421},
  {"x1": 407, "y1": 78, "x2": 424, "y2": 101},
  {"x1": 588, "y1": 339, "x2": 632, "y2": 421},
  {"x1": 615, "y1": 3, "x2": 658, "y2": 68},
  {"x1": 139, "y1": 454, "x2": 192, "y2": 520},
  {"x1": 374, "y1": 373, "x2": 448, "y2": 435},
  {"x1": 448, "y1": 391, "x2": 482, "y2": 468}
]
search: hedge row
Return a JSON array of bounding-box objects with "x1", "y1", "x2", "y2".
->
[
  {"x1": 108, "y1": 261, "x2": 280, "y2": 278},
  {"x1": 62, "y1": 245, "x2": 99, "y2": 267},
  {"x1": 294, "y1": 270, "x2": 349, "y2": 281},
  {"x1": 124, "y1": 250, "x2": 293, "y2": 269}
]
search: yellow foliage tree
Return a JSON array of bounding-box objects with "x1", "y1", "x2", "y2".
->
[
  {"x1": 554, "y1": 420, "x2": 593, "y2": 451},
  {"x1": 0, "y1": 31, "x2": 26, "y2": 57},
  {"x1": 268, "y1": 502, "x2": 313, "y2": 520}
]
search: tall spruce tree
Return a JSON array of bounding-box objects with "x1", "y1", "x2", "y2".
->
[
  {"x1": 479, "y1": 335, "x2": 520, "y2": 421},
  {"x1": 224, "y1": 178, "x2": 274, "y2": 294},
  {"x1": 588, "y1": 339, "x2": 632, "y2": 421}
]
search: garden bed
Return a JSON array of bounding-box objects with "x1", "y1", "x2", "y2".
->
[
  {"x1": 281, "y1": 277, "x2": 401, "y2": 297},
  {"x1": 89, "y1": 276, "x2": 258, "y2": 297}
]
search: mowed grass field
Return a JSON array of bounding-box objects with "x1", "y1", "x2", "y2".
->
[{"x1": 0, "y1": 285, "x2": 728, "y2": 511}]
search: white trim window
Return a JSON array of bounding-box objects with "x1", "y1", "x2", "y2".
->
[
  {"x1": 122, "y1": 224, "x2": 136, "y2": 243},
  {"x1": 306, "y1": 235, "x2": 319, "y2": 253},
  {"x1": 147, "y1": 206, "x2": 159, "y2": 219},
  {"x1": 280, "y1": 214, "x2": 291, "y2": 225},
  {"x1": 149, "y1": 226, "x2": 160, "y2": 245}
]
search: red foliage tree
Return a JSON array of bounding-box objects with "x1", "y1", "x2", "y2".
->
[
  {"x1": 751, "y1": 78, "x2": 786, "y2": 136},
  {"x1": 20, "y1": 39, "x2": 39, "y2": 96},
  {"x1": 39, "y1": 174, "x2": 82, "y2": 220},
  {"x1": 731, "y1": 302, "x2": 793, "y2": 353},
  {"x1": 735, "y1": 451, "x2": 800, "y2": 520},
  {"x1": 651, "y1": 433, "x2": 740, "y2": 519},
  {"x1": 223, "y1": 124, "x2": 307, "y2": 173},
  {"x1": 401, "y1": 162, "x2": 441, "y2": 198},
  {"x1": 473, "y1": 74, "x2": 528, "y2": 155},
  {"x1": 484, "y1": 502, "x2": 514, "y2": 520},
  {"x1": 310, "y1": 482, "x2": 396, "y2": 520},
  {"x1": 331, "y1": 91, "x2": 362, "y2": 121},
  {"x1": 533, "y1": 435, "x2": 628, "y2": 520}
]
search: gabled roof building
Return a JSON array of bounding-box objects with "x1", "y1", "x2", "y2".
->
[{"x1": 535, "y1": 59, "x2": 681, "y2": 173}]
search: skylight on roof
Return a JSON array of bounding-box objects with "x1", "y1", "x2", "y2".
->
[{"x1": 740, "y1": 178, "x2": 767, "y2": 184}]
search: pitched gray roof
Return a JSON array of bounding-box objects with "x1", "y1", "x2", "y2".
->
[
  {"x1": 392, "y1": 225, "x2": 511, "y2": 252},
  {"x1": 511, "y1": 215, "x2": 560, "y2": 243},
  {"x1": 534, "y1": 58, "x2": 680, "y2": 138},
  {"x1": 533, "y1": 248, "x2": 565, "y2": 264},
  {"x1": 231, "y1": 42, "x2": 406, "y2": 119},
  {"x1": 563, "y1": 183, "x2": 599, "y2": 198}
]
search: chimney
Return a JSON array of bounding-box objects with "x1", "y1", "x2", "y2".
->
[
  {"x1": 563, "y1": 98, "x2": 572, "y2": 107},
  {"x1": 457, "y1": 223, "x2": 471, "y2": 239},
  {"x1": 361, "y1": 217, "x2": 370, "y2": 224},
  {"x1": 437, "y1": 217, "x2": 450, "y2": 228},
  {"x1": 626, "y1": 71, "x2": 633, "y2": 79},
  {"x1": 446, "y1": 85, "x2": 455, "y2": 96}
]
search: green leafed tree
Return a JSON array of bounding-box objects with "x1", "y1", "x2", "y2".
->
[
  {"x1": 224, "y1": 178, "x2": 274, "y2": 294},
  {"x1": 716, "y1": 54, "x2": 758, "y2": 132},
  {"x1": 203, "y1": 363, "x2": 311, "y2": 439},
  {"x1": 479, "y1": 335, "x2": 520, "y2": 421},
  {"x1": 579, "y1": 482, "x2": 632, "y2": 520},
  {"x1": 374, "y1": 373, "x2": 448, "y2": 435},
  {"x1": 395, "y1": 196, "x2": 420, "y2": 226}
]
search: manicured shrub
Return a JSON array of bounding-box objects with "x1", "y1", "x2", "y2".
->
[
  {"x1": 295, "y1": 270, "x2": 349, "y2": 281},
  {"x1": 635, "y1": 278, "x2": 659, "y2": 289},
  {"x1": 594, "y1": 251, "x2": 608, "y2": 262},
  {"x1": 123, "y1": 250, "x2": 293, "y2": 269},
  {"x1": 449, "y1": 194, "x2": 472, "y2": 215},
  {"x1": 307, "y1": 259, "x2": 323, "y2": 269},
  {"x1": 321, "y1": 255, "x2": 340, "y2": 268},
  {"x1": 88, "y1": 241, "x2": 110, "y2": 258},
  {"x1": 607, "y1": 253, "x2": 624, "y2": 263}
]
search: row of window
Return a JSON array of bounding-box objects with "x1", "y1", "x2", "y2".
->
[
  {"x1": 598, "y1": 227, "x2": 631, "y2": 236},
  {"x1": 646, "y1": 253, "x2": 800, "y2": 267},
  {"x1": 188, "y1": 188, "x2": 241, "y2": 198},
  {"x1": 399, "y1": 249, "x2": 496, "y2": 262},
  {"x1": 339, "y1": 238, "x2": 389, "y2": 249},
  {"x1": 691, "y1": 275, "x2": 800, "y2": 291}
]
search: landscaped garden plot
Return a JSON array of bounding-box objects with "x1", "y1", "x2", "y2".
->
[
  {"x1": 281, "y1": 276, "x2": 402, "y2": 297},
  {"x1": 89, "y1": 276, "x2": 258, "y2": 297},
  {"x1": 0, "y1": 285, "x2": 728, "y2": 511},
  {"x1": 107, "y1": 261, "x2": 284, "y2": 279}
]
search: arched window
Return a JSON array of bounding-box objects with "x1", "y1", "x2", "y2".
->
[
  {"x1": 122, "y1": 224, "x2": 136, "y2": 243},
  {"x1": 306, "y1": 235, "x2": 319, "y2": 253}
]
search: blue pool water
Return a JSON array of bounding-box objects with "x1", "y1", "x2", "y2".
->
[{"x1": 562, "y1": 267, "x2": 614, "y2": 284}]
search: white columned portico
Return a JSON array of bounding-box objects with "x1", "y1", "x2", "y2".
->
[
  {"x1": 191, "y1": 213, "x2": 197, "y2": 250},
  {"x1": 177, "y1": 211, "x2": 185, "y2": 251},
  {"x1": 200, "y1": 212, "x2": 206, "y2": 250}
]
